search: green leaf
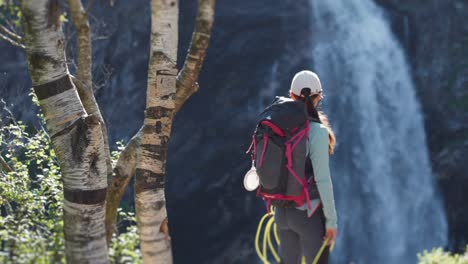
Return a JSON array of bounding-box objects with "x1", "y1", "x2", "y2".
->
[{"x1": 59, "y1": 14, "x2": 68, "y2": 23}]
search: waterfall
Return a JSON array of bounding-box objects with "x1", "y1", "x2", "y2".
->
[{"x1": 310, "y1": 0, "x2": 447, "y2": 263}]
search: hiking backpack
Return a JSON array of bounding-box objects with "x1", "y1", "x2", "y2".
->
[{"x1": 246, "y1": 96, "x2": 320, "y2": 209}]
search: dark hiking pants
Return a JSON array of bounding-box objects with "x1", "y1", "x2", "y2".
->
[{"x1": 274, "y1": 206, "x2": 329, "y2": 264}]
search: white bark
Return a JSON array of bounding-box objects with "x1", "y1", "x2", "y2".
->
[
  {"x1": 136, "y1": 189, "x2": 172, "y2": 262},
  {"x1": 20, "y1": 0, "x2": 67, "y2": 86},
  {"x1": 20, "y1": 0, "x2": 109, "y2": 263},
  {"x1": 105, "y1": 1, "x2": 216, "y2": 261},
  {"x1": 135, "y1": 0, "x2": 178, "y2": 263},
  {"x1": 38, "y1": 88, "x2": 85, "y2": 140},
  {"x1": 63, "y1": 200, "x2": 108, "y2": 261},
  {"x1": 67, "y1": 0, "x2": 113, "y2": 188}
]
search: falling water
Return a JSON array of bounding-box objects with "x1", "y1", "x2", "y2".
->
[{"x1": 310, "y1": 0, "x2": 447, "y2": 263}]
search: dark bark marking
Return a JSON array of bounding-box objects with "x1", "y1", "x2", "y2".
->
[
  {"x1": 145, "y1": 106, "x2": 173, "y2": 119},
  {"x1": 89, "y1": 150, "x2": 100, "y2": 178},
  {"x1": 135, "y1": 168, "x2": 165, "y2": 193},
  {"x1": 142, "y1": 133, "x2": 170, "y2": 159},
  {"x1": 151, "y1": 50, "x2": 173, "y2": 66},
  {"x1": 64, "y1": 187, "x2": 107, "y2": 204},
  {"x1": 50, "y1": 116, "x2": 82, "y2": 139},
  {"x1": 29, "y1": 51, "x2": 47, "y2": 74},
  {"x1": 156, "y1": 69, "x2": 175, "y2": 76},
  {"x1": 65, "y1": 114, "x2": 99, "y2": 163},
  {"x1": 140, "y1": 144, "x2": 163, "y2": 155},
  {"x1": 160, "y1": 93, "x2": 176, "y2": 100},
  {"x1": 28, "y1": 51, "x2": 64, "y2": 78},
  {"x1": 34, "y1": 74, "x2": 74, "y2": 100},
  {"x1": 155, "y1": 121, "x2": 162, "y2": 133},
  {"x1": 70, "y1": 117, "x2": 90, "y2": 163},
  {"x1": 140, "y1": 143, "x2": 168, "y2": 161}
]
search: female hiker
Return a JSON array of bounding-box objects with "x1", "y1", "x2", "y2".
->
[{"x1": 274, "y1": 70, "x2": 338, "y2": 264}]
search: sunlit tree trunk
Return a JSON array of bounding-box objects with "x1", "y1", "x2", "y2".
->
[
  {"x1": 104, "y1": 1, "x2": 216, "y2": 261},
  {"x1": 133, "y1": 0, "x2": 217, "y2": 262},
  {"x1": 67, "y1": 0, "x2": 113, "y2": 187},
  {"x1": 134, "y1": 0, "x2": 178, "y2": 262},
  {"x1": 19, "y1": 0, "x2": 108, "y2": 263}
]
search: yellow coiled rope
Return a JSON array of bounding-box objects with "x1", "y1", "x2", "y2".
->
[
  {"x1": 255, "y1": 212, "x2": 274, "y2": 264},
  {"x1": 255, "y1": 207, "x2": 335, "y2": 264},
  {"x1": 264, "y1": 216, "x2": 281, "y2": 262}
]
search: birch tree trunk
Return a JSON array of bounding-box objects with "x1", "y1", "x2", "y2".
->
[
  {"x1": 67, "y1": 0, "x2": 113, "y2": 186},
  {"x1": 134, "y1": 0, "x2": 178, "y2": 262},
  {"x1": 20, "y1": 0, "x2": 108, "y2": 263},
  {"x1": 104, "y1": 1, "x2": 216, "y2": 259},
  {"x1": 134, "y1": 0, "x2": 216, "y2": 262}
]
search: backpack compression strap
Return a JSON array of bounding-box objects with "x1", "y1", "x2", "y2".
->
[{"x1": 284, "y1": 121, "x2": 312, "y2": 210}]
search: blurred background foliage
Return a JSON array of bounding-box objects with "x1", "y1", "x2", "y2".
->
[{"x1": 0, "y1": 94, "x2": 140, "y2": 264}]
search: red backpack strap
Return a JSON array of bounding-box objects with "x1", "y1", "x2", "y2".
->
[
  {"x1": 265, "y1": 199, "x2": 272, "y2": 213},
  {"x1": 258, "y1": 134, "x2": 268, "y2": 168}
]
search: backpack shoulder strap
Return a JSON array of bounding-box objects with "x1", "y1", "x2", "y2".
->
[{"x1": 257, "y1": 96, "x2": 287, "y2": 116}]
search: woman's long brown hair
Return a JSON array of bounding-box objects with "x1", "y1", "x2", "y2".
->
[{"x1": 290, "y1": 90, "x2": 336, "y2": 154}]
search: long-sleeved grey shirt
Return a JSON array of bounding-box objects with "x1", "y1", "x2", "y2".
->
[{"x1": 296, "y1": 121, "x2": 338, "y2": 229}]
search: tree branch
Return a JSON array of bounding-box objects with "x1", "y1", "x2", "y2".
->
[
  {"x1": 0, "y1": 32, "x2": 25, "y2": 49},
  {"x1": 71, "y1": 76, "x2": 112, "y2": 183},
  {"x1": 0, "y1": 155, "x2": 13, "y2": 173},
  {"x1": 67, "y1": 0, "x2": 113, "y2": 186},
  {"x1": 0, "y1": 24, "x2": 24, "y2": 44},
  {"x1": 175, "y1": 0, "x2": 216, "y2": 113},
  {"x1": 85, "y1": 0, "x2": 94, "y2": 14},
  {"x1": 105, "y1": 128, "x2": 142, "y2": 243},
  {"x1": 67, "y1": 0, "x2": 91, "y2": 92}
]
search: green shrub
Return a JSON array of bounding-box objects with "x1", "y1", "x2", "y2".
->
[
  {"x1": 0, "y1": 121, "x2": 140, "y2": 264},
  {"x1": 418, "y1": 246, "x2": 468, "y2": 264},
  {"x1": 109, "y1": 209, "x2": 142, "y2": 264}
]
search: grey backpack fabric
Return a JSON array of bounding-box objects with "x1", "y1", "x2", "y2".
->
[{"x1": 247, "y1": 96, "x2": 319, "y2": 209}]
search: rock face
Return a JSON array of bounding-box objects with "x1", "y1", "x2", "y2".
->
[{"x1": 0, "y1": 0, "x2": 467, "y2": 263}]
